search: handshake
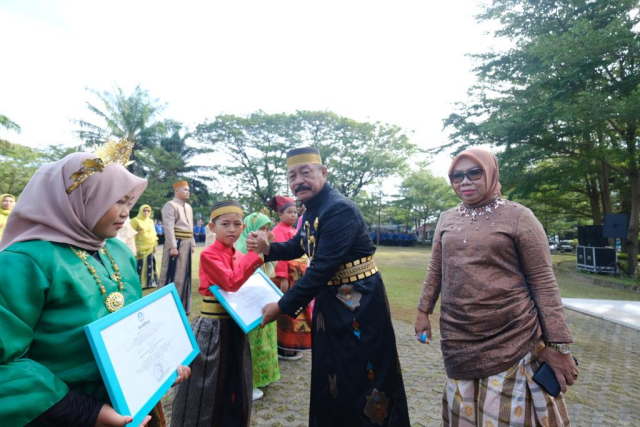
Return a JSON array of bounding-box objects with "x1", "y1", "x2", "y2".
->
[{"x1": 246, "y1": 230, "x2": 273, "y2": 254}]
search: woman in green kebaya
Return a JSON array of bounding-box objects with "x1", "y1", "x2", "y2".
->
[{"x1": 0, "y1": 147, "x2": 190, "y2": 427}]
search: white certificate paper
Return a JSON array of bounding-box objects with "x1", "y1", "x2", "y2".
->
[
  {"x1": 85, "y1": 284, "x2": 199, "y2": 426},
  {"x1": 211, "y1": 269, "x2": 283, "y2": 333}
]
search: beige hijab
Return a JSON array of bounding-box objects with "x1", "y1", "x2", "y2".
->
[
  {"x1": 449, "y1": 148, "x2": 502, "y2": 208},
  {"x1": 0, "y1": 152, "x2": 147, "y2": 251}
]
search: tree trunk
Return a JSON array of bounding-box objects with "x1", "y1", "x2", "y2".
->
[
  {"x1": 600, "y1": 161, "x2": 613, "y2": 216},
  {"x1": 626, "y1": 142, "x2": 639, "y2": 276},
  {"x1": 586, "y1": 176, "x2": 602, "y2": 225}
]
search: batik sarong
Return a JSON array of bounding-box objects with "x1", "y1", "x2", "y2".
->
[
  {"x1": 442, "y1": 349, "x2": 570, "y2": 427},
  {"x1": 159, "y1": 237, "x2": 192, "y2": 314},
  {"x1": 247, "y1": 322, "x2": 280, "y2": 388},
  {"x1": 277, "y1": 257, "x2": 312, "y2": 351},
  {"x1": 171, "y1": 316, "x2": 252, "y2": 427},
  {"x1": 137, "y1": 252, "x2": 159, "y2": 289}
]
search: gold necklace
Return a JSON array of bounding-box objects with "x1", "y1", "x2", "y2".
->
[{"x1": 69, "y1": 245, "x2": 125, "y2": 312}]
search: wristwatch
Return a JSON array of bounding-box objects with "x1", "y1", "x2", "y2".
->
[{"x1": 547, "y1": 343, "x2": 571, "y2": 354}]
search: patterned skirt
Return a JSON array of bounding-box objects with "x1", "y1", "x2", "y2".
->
[
  {"x1": 247, "y1": 322, "x2": 280, "y2": 388},
  {"x1": 136, "y1": 252, "x2": 159, "y2": 289},
  {"x1": 442, "y1": 350, "x2": 570, "y2": 427},
  {"x1": 171, "y1": 317, "x2": 252, "y2": 427},
  {"x1": 277, "y1": 259, "x2": 312, "y2": 351}
]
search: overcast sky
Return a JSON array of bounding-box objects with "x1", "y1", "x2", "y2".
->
[{"x1": 0, "y1": 0, "x2": 500, "y2": 178}]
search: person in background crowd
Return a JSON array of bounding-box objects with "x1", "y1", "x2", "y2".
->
[
  {"x1": 155, "y1": 219, "x2": 165, "y2": 245},
  {"x1": 196, "y1": 219, "x2": 206, "y2": 243},
  {"x1": 130, "y1": 204, "x2": 159, "y2": 289},
  {"x1": 159, "y1": 180, "x2": 195, "y2": 314},
  {"x1": 205, "y1": 220, "x2": 216, "y2": 247},
  {"x1": 268, "y1": 195, "x2": 312, "y2": 361},
  {"x1": 0, "y1": 193, "x2": 16, "y2": 241},
  {"x1": 236, "y1": 211, "x2": 280, "y2": 401},
  {"x1": 116, "y1": 216, "x2": 137, "y2": 255}
]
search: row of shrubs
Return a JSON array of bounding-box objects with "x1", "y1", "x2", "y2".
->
[{"x1": 616, "y1": 252, "x2": 640, "y2": 261}]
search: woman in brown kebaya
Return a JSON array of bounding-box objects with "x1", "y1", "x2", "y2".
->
[{"x1": 415, "y1": 148, "x2": 577, "y2": 426}]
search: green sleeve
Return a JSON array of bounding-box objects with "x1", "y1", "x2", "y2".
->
[{"x1": 0, "y1": 251, "x2": 69, "y2": 427}]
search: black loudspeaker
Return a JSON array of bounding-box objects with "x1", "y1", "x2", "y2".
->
[
  {"x1": 577, "y1": 225, "x2": 608, "y2": 247},
  {"x1": 594, "y1": 247, "x2": 616, "y2": 267},
  {"x1": 576, "y1": 246, "x2": 617, "y2": 274},
  {"x1": 603, "y1": 214, "x2": 628, "y2": 238}
]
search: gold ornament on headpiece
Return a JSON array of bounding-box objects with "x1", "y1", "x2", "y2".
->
[
  {"x1": 260, "y1": 207, "x2": 271, "y2": 217},
  {"x1": 66, "y1": 139, "x2": 135, "y2": 195}
]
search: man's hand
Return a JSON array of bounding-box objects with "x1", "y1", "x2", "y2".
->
[
  {"x1": 170, "y1": 247, "x2": 179, "y2": 257},
  {"x1": 279, "y1": 278, "x2": 289, "y2": 293},
  {"x1": 95, "y1": 404, "x2": 151, "y2": 426},
  {"x1": 247, "y1": 231, "x2": 270, "y2": 254},
  {"x1": 414, "y1": 310, "x2": 432, "y2": 344},
  {"x1": 260, "y1": 302, "x2": 281, "y2": 328},
  {"x1": 537, "y1": 347, "x2": 578, "y2": 394}
]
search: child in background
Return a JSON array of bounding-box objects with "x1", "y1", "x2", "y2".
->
[
  {"x1": 171, "y1": 200, "x2": 263, "y2": 427},
  {"x1": 236, "y1": 212, "x2": 280, "y2": 400},
  {"x1": 268, "y1": 195, "x2": 312, "y2": 360}
]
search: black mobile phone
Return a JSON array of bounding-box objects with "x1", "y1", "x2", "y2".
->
[{"x1": 532, "y1": 357, "x2": 578, "y2": 398}]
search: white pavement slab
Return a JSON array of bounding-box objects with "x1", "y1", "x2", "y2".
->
[{"x1": 562, "y1": 298, "x2": 640, "y2": 331}]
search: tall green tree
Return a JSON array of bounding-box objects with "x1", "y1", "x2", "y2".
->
[
  {"x1": 0, "y1": 115, "x2": 21, "y2": 133},
  {"x1": 73, "y1": 85, "x2": 166, "y2": 175},
  {"x1": 442, "y1": 0, "x2": 640, "y2": 273},
  {"x1": 195, "y1": 111, "x2": 292, "y2": 211},
  {"x1": 137, "y1": 121, "x2": 211, "y2": 214},
  {"x1": 0, "y1": 141, "x2": 44, "y2": 195},
  {"x1": 195, "y1": 110, "x2": 416, "y2": 211},
  {"x1": 397, "y1": 169, "x2": 458, "y2": 240}
]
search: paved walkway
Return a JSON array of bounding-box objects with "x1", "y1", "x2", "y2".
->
[
  {"x1": 563, "y1": 298, "x2": 640, "y2": 331},
  {"x1": 164, "y1": 309, "x2": 640, "y2": 426}
]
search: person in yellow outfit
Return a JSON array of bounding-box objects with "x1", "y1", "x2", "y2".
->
[
  {"x1": 0, "y1": 194, "x2": 16, "y2": 241},
  {"x1": 130, "y1": 204, "x2": 160, "y2": 289}
]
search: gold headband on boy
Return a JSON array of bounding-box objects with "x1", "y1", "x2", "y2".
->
[
  {"x1": 286, "y1": 147, "x2": 322, "y2": 167},
  {"x1": 210, "y1": 205, "x2": 244, "y2": 221},
  {"x1": 173, "y1": 180, "x2": 189, "y2": 189}
]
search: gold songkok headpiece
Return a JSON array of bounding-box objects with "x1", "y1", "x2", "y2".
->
[
  {"x1": 210, "y1": 201, "x2": 244, "y2": 221},
  {"x1": 66, "y1": 139, "x2": 134, "y2": 195},
  {"x1": 173, "y1": 180, "x2": 189, "y2": 189},
  {"x1": 286, "y1": 147, "x2": 322, "y2": 167}
]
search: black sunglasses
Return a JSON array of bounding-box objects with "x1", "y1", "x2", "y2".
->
[{"x1": 449, "y1": 168, "x2": 484, "y2": 184}]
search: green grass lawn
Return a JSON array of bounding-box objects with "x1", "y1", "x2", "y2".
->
[{"x1": 152, "y1": 244, "x2": 640, "y2": 325}]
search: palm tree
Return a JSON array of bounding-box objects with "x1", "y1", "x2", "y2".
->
[
  {"x1": 73, "y1": 85, "x2": 166, "y2": 173},
  {"x1": 0, "y1": 115, "x2": 21, "y2": 133}
]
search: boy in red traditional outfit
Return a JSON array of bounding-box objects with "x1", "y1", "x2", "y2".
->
[
  {"x1": 268, "y1": 195, "x2": 312, "y2": 360},
  {"x1": 172, "y1": 200, "x2": 263, "y2": 427}
]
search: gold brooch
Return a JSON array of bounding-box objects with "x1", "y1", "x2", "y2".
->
[
  {"x1": 66, "y1": 139, "x2": 135, "y2": 195},
  {"x1": 314, "y1": 217, "x2": 319, "y2": 230}
]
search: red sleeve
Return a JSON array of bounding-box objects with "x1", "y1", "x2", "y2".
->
[
  {"x1": 272, "y1": 224, "x2": 292, "y2": 279},
  {"x1": 199, "y1": 249, "x2": 264, "y2": 295}
]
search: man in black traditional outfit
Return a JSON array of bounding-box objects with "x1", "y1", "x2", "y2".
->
[{"x1": 247, "y1": 147, "x2": 410, "y2": 427}]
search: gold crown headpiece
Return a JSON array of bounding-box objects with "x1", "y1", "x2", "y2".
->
[
  {"x1": 66, "y1": 139, "x2": 135, "y2": 195},
  {"x1": 250, "y1": 207, "x2": 272, "y2": 224}
]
